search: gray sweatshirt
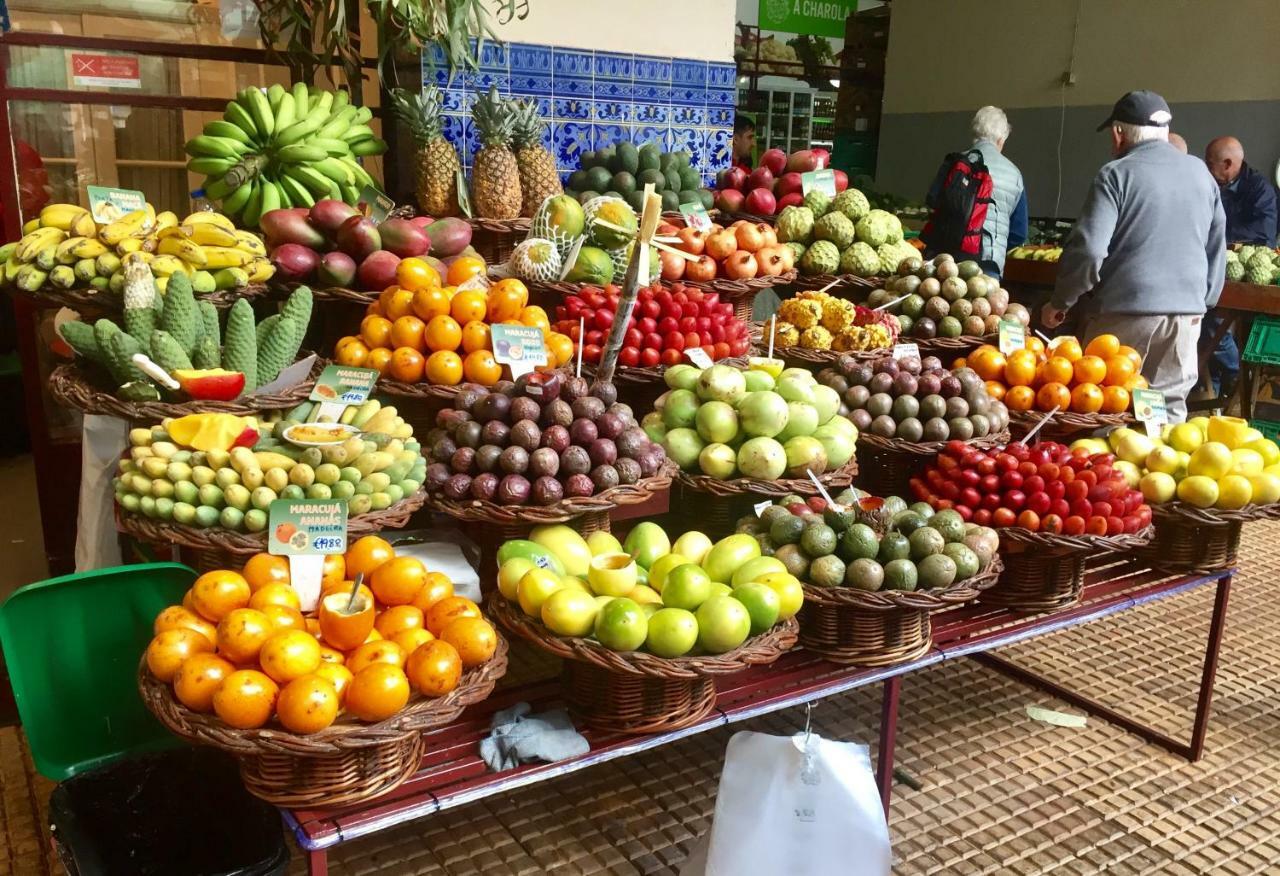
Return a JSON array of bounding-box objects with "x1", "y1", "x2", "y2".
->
[{"x1": 1052, "y1": 140, "x2": 1226, "y2": 315}]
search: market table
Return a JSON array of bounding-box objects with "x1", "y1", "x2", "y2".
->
[{"x1": 282, "y1": 555, "x2": 1233, "y2": 876}]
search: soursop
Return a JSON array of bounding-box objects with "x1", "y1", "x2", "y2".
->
[
  {"x1": 1248, "y1": 252, "x2": 1274, "y2": 272},
  {"x1": 1238, "y1": 246, "x2": 1256, "y2": 264},
  {"x1": 840, "y1": 242, "x2": 880, "y2": 277},
  {"x1": 855, "y1": 209, "x2": 901, "y2": 247},
  {"x1": 831, "y1": 189, "x2": 871, "y2": 223},
  {"x1": 877, "y1": 243, "x2": 915, "y2": 276},
  {"x1": 802, "y1": 190, "x2": 831, "y2": 217},
  {"x1": 1226, "y1": 259, "x2": 1245, "y2": 282},
  {"x1": 776, "y1": 205, "x2": 815, "y2": 244},
  {"x1": 785, "y1": 241, "x2": 808, "y2": 264},
  {"x1": 799, "y1": 240, "x2": 840, "y2": 276},
  {"x1": 511, "y1": 237, "x2": 564, "y2": 282},
  {"x1": 814, "y1": 212, "x2": 856, "y2": 250}
]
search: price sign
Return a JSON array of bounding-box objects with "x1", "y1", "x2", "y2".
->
[
  {"x1": 679, "y1": 202, "x2": 712, "y2": 231},
  {"x1": 998, "y1": 319, "x2": 1026, "y2": 355},
  {"x1": 685, "y1": 346, "x2": 714, "y2": 368},
  {"x1": 753, "y1": 500, "x2": 773, "y2": 517},
  {"x1": 491, "y1": 324, "x2": 547, "y2": 379},
  {"x1": 357, "y1": 184, "x2": 395, "y2": 223},
  {"x1": 87, "y1": 185, "x2": 146, "y2": 224},
  {"x1": 268, "y1": 499, "x2": 349, "y2": 556},
  {"x1": 801, "y1": 169, "x2": 837, "y2": 197},
  {"x1": 310, "y1": 364, "x2": 379, "y2": 405},
  {"x1": 1132, "y1": 389, "x2": 1168, "y2": 438},
  {"x1": 892, "y1": 342, "x2": 920, "y2": 361}
]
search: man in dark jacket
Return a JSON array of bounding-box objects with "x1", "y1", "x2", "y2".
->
[{"x1": 1201, "y1": 137, "x2": 1278, "y2": 394}]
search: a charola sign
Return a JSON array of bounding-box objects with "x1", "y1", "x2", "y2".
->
[{"x1": 759, "y1": 0, "x2": 857, "y2": 39}]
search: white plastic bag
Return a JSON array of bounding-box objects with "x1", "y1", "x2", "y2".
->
[
  {"x1": 76, "y1": 414, "x2": 127, "y2": 572},
  {"x1": 681, "y1": 729, "x2": 891, "y2": 876}
]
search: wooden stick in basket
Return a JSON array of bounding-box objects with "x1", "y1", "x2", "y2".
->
[
  {"x1": 594, "y1": 186, "x2": 663, "y2": 389},
  {"x1": 1018, "y1": 405, "x2": 1059, "y2": 445}
]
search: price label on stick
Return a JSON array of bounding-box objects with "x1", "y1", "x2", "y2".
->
[
  {"x1": 87, "y1": 185, "x2": 146, "y2": 224},
  {"x1": 310, "y1": 364, "x2": 379, "y2": 405},
  {"x1": 1132, "y1": 389, "x2": 1168, "y2": 438},
  {"x1": 679, "y1": 202, "x2": 712, "y2": 231},
  {"x1": 1047, "y1": 335, "x2": 1078, "y2": 355},
  {"x1": 892, "y1": 342, "x2": 920, "y2": 362},
  {"x1": 491, "y1": 324, "x2": 548, "y2": 379},
  {"x1": 801, "y1": 169, "x2": 837, "y2": 197},
  {"x1": 357, "y1": 184, "x2": 395, "y2": 222},
  {"x1": 685, "y1": 347, "x2": 714, "y2": 368},
  {"x1": 753, "y1": 500, "x2": 773, "y2": 517},
  {"x1": 268, "y1": 499, "x2": 349, "y2": 556},
  {"x1": 998, "y1": 319, "x2": 1026, "y2": 355}
]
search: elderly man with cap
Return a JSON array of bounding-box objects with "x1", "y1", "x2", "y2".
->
[{"x1": 1041, "y1": 91, "x2": 1226, "y2": 423}]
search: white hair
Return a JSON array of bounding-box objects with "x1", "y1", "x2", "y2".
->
[
  {"x1": 971, "y1": 106, "x2": 1011, "y2": 144},
  {"x1": 1114, "y1": 121, "x2": 1169, "y2": 145}
]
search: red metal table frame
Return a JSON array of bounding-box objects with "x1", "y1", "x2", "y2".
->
[{"x1": 284, "y1": 557, "x2": 1233, "y2": 876}]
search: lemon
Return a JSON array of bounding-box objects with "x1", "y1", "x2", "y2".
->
[
  {"x1": 1176, "y1": 475, "x2": 1219, "y2": 509},
  {"x1": 1187, "y1": 442, "x2": 1233, "y2": 480},
  {"x1": 1246, "y1": 438, "x2": 1280, "y2": 467},
  {"x1": 1145, "y1": 445, "x2": 1181, "y2": 475},
  {"x1": 1167, "y1": 422, "x2": 1204, "y2": 454},
  {"x1": 1140, "y1": 471, "x2": 1177, "y2": 504},
  {"x1": 1215, "y1": 474, "x2": 1253, "y2": 510}
]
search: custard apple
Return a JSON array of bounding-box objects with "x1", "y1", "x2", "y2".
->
[
  {"x1": 802, "y1": 190, "x2": 831, "y2": 217},
  {"x1": 784, "y1": 241, "x2": 808, "y2": 264},
  {"x1": 855, "y1": 209, "x2": 901, "y2": 247},
  {"x1": 876, "y1": 243, "x2": 914, "y2": 276},
  {"x1": 1248, "y1": 252, "x2": 1274, "y2": 272},
  {"x1": 511, "y1": 237, "x2": 564, "y2": 282},
  {"x1": 1247, "y1": 262, "x2": 1275, "y2": 285},
  {"x1": 1238, "y1": 246, "x2": 1256, "y2": 264},
  {"x1": 799, "y1": 240, "x2": 840, "y2": 276},
  {"x1": 814, "y1": 212, "x2": 855, "y2": 250},
  {"x1": 840, "y1": 242, "x2": 880, "y2": 277},
  {"x1": 830, "y1": 189, "x2": 871, "y2": 223},
  {"x1": 776, "y1": 205, "x2": 815, "y2": 244},
  {"x1": 1226, "y1": 259, "x2": 1245, "y2": 282}
]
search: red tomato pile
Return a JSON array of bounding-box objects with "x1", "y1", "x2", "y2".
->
[
  {"x1": 553, "y1": 281, "x2": 752, "y2": 367},
  {"x1": 911, "y1": 440, "x2": 1152, "y2": 535}
]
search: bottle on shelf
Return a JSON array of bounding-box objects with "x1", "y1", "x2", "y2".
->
[{"x1": 190, "y1": 188, "x2": 214, "y2": 213}]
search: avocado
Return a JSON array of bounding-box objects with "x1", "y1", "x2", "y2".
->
[
  {"x1": 617, "y1": 142, "x2": 639, "y2": 174},
  {"x1": 679, "y1": 164, "x2": 701, "y2": 190},
  {"x1": 664, "y1": 167, "x2": 682, "y2": 193},
  {"x1": 660, "y1": 190, "x2": 680, "y2": 212},
  {"x1": 580, "y1": 150, "x2": 598, "y2": 168},
  {"x1": 612, "y1": 171, "x2": 637, "y2": 195},
  {"x1": 638, "y1": 168, "x2": 665, "y2": 188},
  {"x1": 577, "y1": 190, "x2": 601, "y2": 205},
  {"x1": 626, "y1": 190, "x2": 647, "y2": 213},
  {"x1": 678, "y1": 189, "x2": 703, "y2": 207},
  {"x1": 638, "y1": 143, "x2": 660, "y2": 172},
  {"x1": 567, "y1": 169, "x2": 589, "y2": 191},
  {"x1": 671, "y1": 149, "x2": 693, "y2": 168},
  {"x1": 585, "y1": 166, "x2": 612, "y2": 192},
  {"x1": 699, "y1": 190, "x2": 715, "y2": 210}
]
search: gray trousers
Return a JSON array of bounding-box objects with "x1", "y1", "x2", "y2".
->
[{"x1": 1080, "y1": 312, "x2": 1201, "y2": 423}]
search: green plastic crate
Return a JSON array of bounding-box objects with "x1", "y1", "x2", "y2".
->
[
  {"x1": 1242, "y1": 315, "x2": 1280, "y2": 366},
  {"x1": 1251, "y1": 419, "x2": 1280, "y2": 442},
  {"x1": 0, "y1": 563, "x2": 196, "y2": 780}
]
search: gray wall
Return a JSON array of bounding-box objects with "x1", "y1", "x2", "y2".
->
[{"x1": 876, "y1": 101, "x2": 1280, "y2": 219}]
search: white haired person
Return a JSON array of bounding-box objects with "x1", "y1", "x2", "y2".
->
[
  {"x1": 923, "y1": 105, "x2": 1027, "y2": 279},
  {"x1": 1041, "y1": 91, "x2": 1226, "y2": 422}
]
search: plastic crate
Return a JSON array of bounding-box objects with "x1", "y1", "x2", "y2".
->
[
  {"x1": 1242, "y1": 315, "x2": 1280, "y2": 366},
  {"x1": 1251, "y1": 419, "x2": 1280, "y2": 442}
]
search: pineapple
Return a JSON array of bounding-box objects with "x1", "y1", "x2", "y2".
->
[
  {"x1": 510, "y1": 99, "x2": 562, "y2": 217},
  {"x1": 390, "y1": 87, "x2": 461, "y2": 218},
  {"x1": 470, "y1": 86, "x2": 522, "y2": 220}
]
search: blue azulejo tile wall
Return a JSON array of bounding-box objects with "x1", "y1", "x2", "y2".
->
[{"x1": 423, "y1": 43, "x2": 736, "y2": 188}]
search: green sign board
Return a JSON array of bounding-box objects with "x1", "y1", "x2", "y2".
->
[{"x1": 758, "y1": 0, "x2": 857, "y2": 38}]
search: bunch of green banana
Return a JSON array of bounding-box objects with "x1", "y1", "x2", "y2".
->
[
  {"x1": 186, "y1": 83, "x2": 388, "y2": 230},
  {"x1": 3, "y1": 202, "x2": 274, "y2": 296}
]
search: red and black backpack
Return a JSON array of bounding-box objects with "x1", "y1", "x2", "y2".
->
[{"x1": 921, "y1": 149, "x2": 994, "y2": 257}]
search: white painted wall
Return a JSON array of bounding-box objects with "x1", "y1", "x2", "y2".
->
[{"x1": 490, "y1": 0, "x2": 737, "y2": 61}]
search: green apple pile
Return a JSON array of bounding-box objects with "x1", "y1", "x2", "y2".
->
[
  {"x1": 644, "y1": 362, "x2": 858, "y2": 480},
  {"x1": 737, "y1": 491, "x2": 998, "y2": 591},
  {"x1": 1075, "y1": 415, "x2": 1280, "y2": 511},
  {"x1": 495, "y1": 521, "x2": 803, "y2": 657}
]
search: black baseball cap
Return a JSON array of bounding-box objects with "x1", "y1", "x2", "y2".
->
[{"x1": 1096, "y1": 90, "x2": 1172, "y2": 131}]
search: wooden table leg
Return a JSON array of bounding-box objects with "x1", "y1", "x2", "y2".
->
[
  {"x1": 308, "y1": 848, "x2": 328, "y2": 876},
  {"x1": 876, "y1": 675, "x2": 901, "y2": 816}
]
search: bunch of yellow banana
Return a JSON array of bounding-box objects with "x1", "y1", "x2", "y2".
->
[
  {"x1": 3, "y1": 202, "x2": 274, "y2": 294},
  {"x1": 1007, "y1": 245, "x2": 1063, "y2": 263}
]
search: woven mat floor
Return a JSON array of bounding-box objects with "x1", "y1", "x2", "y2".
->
[{"x1": 5, "y1": 523, "x2": 1280, "y2": 875}]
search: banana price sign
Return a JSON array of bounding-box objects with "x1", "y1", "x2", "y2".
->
[
  {"x1": 759, "y1": 0, "x2": 857, "y2": 38},
  {"x1": 86, "y1": 186, "x2": 146, "y2": 224}
]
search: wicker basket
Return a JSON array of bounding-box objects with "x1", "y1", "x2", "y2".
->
[
  {"x1": 674, "y1": 460, "x2": 857, "y2": 500},
  {"x1": 854, "y1": 430, "x2": 1010, "y2": 499},
  {"x1": 8, "y1": 282, "x2": 277, "y2": 313},
  {"x1": 48, "y1": 358, "x2": 324, "y2": 423},
  {"x1": 788, "y1": 274, "x2": 884, "y2": 293},
  {"x1": 117, "y1": 490, "x2": 427, "y2": 571},
  {"x1": 1137, "y1": 501, "x2": 1280, "y2": 573},
  {"x1": 984, "y1": 526, "x2": 1153, "y2": 612},
  {"x1": 914, "y1": 334, "x2": 998, "y2": 359},
  {"x1": 490, "y1": 598, "x2": 797, "y2": 734},
  {"x1": 1007, "y1": 409, "x2": 1132, "y2": 442},
  {"x1": 469, "y1": 217, "x2": 531, "y2": 266},
  {"x1": 138, "y1": 636, "x2": 508, "y2": 807},
  {"x1": 799, "y1": 557, "x2": 1003, "y2": 666}
]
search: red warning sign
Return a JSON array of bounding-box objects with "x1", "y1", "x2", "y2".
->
[{"x1": 71, "y1": 54, "x2": 142, "y2": 89}]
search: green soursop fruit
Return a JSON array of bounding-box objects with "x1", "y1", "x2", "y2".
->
[
  {"x1": 583, "y1": 196, "x2": 638, "y2": 249},
  {"x1": 814, "y1": 212, "x2": 855, "y2": 250},
  {"x1": 776, "y1": 205, "x2": 815, "y2": 244},
  {"x1": 1226, "y1": 259, "x2": 1245, "y2": 282},
  {"x1": 840, "y1": 242, "x2": 880, "y2": 277},
  {"x1": 884, "y1": 214, "x2": 905, "y2": 244},
  {"x1": 1247, "y1": 262, "x2": 1274, "y2": 285},
  {"x1": 511, "y1": 237, "x2": 564, "y2": 282},
  {"x1": 799, "y1": 240, "x2": 840, "y2": 276},
  {"x1": 831, "y1": 189, "x2": 871, "y2": 223},
  {"x1": 785, "y1": 241, "x2": 807, "y2": 264},
  {"x1": 802, "y1": 190, "x2": 831, "y2": 217},
  {"x1": 531, "y1": 194, "x2": 587, "y2": 255},
  {"x1": 855, "y1": 209, "x2": 900, "y2": 247},
  {"x1": 564, "y1": 245, "x2": 615, "y2": 285},
  {"x1": 1248, "y1": 252, "x2": 1274, "y2": 272},
  {"x1": 877, "y1": 243, "x2": 912, "y2": 276}
]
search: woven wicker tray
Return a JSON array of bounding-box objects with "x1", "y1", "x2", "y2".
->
[
  {"x1": 789, "y1": 274, "x2": 885, "y2": 292},
  {"x1": 801, "y1": 555, "x2": 1003, "y2": 613},
  {"x1": 999, "y1": 524, "x2": 1153, "y2": 554},
  {"x1": 49, "y1": 358, "x2": 323, "y2": 420},
  {"x1": 1149, "y1": 500, "x2": 1280, "y2": 525},
  {"x1": 490, "y1": 597, "x2": 798, "y2": 680},
  {"x1": 856, "y1": 429, "x2": 1011, "y2": 457},
  {"x1": 674, "y1": 460, "x2": 857, "y2": 499},
  {"x1": 7, "y1": 282, "x2": 278, "y2": 312},
  {"x1": 1007, "y1": 408, "x2": 1132, "y2": 437},
  {"x1": 427, "y1": 461, "x2": 675, "y2": 524}
]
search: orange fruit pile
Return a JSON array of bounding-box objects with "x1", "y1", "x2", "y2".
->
[
  {"x1": 333, "y1": 258, "x2": 574, "y2": 386},
  {"x1": 145, "y1": 536, "x2": 499, "y2": 735},
  {"x1": 961, "y1": 334, "x2": 1145, "y2": 415}
]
